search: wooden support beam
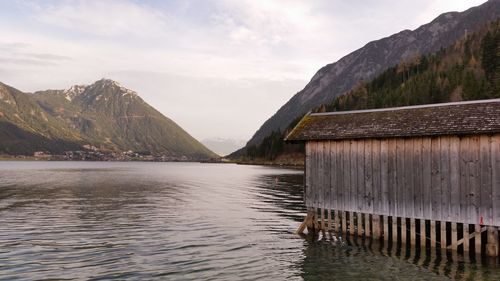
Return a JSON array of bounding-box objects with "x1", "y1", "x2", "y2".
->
[
  {"x1": 383, "y1": 216, "x2": 389, "y2": 242},
  {"x1": 454, "y1": 225, "x2": 486, "y2": 245},
  {"x1": 410, "y1": 218, "x2": 416, "y2": 248},
  {"x1": 430, "y1": 220, "x2": 436, "y2": 249},
  {"x1": 296, "y1": 208, "x2": 317, "y2": 234},
  {"x1": 312, "y1": 208, "x2": 321, "y2": 232},
  {"x1": 475, "y1": 224, "x2": 482, "y2": 256},
  {"x1": 342, "y1": 211, "x2": 347, "y2": 235},
  {"x1": 335, "y1": 210, "x2": 340, "y2": 234},
  {"x1": 296, "y1": 216, "x2": 308, "y2": 234},
  {"x1": 420, "y1": 219, "x2": 426, "y2": 249},
  {"x1": 401, "y1": 218, "x2": 407, "y2": 244},
  {"x1": 321, "y1": 208, "x2": 326, "y2": 232},
  {"x1": 327, "y1": 209, "x2": 332, "y2": 232},
  {"x1": 486, "y1": 226, "x2": 499, "y2": 257},
  {"x1": 365, "y1": 214, "x2": 371, "y2": 237},
  {"x1": 451, "y1": 222, "x2": 458, "y2": 251},
  {"x1": 373, "y1": 215, "x2": 381, "y2": 240},
  {"x1": 441, "y1": 221, "x2": 447, "y2": 250},
  {"x1": 393, "y1": 216, "x2": 399, "y2": 244},
  {"x1": 320, "y1": 208, "x2": 326, "y2": 231},
  {"x1": 463, "y1": 224, "x2": 469, "y2": 253},
  {"x1": 349, "y1": 211, "x2": 354, "y2": 235},
  {"x1": 357, "y1": 213, "x2": 363, "y2": 237}
]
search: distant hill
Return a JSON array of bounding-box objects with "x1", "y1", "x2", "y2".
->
[
  {"x1": 238, "y1": 18, "x2": 500, "y2": 162},
  {"x1": 0, "y1": 79, "x2": 217, "y2": 160},
  {"x1": 239, "y1": 0, "x2": 500, "y2": 153},
  {"x1": 201, "y1": 138, "x2": 245, "y2": 156}
]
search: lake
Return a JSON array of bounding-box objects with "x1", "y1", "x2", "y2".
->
[{"x1": 0, "y1": 161, "x2": 499, "y2": 280}]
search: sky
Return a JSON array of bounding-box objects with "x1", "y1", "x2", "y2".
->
[{"x1": 0, "y1": 0, "x2": 488, "y2": 142}]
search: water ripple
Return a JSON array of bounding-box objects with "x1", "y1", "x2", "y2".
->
[{"x1": 0, "y1": 162, "x2": 499, "y2": 280}]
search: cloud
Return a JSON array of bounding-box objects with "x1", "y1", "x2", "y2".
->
[
  {"x1": 0, "y1": 0, "x2": 489, "y2": 140},
  {"x1": 0, "y1": 57, "x2": 58, "y2": 66},
  {"x1": 35, "y1": 1, "x2": 169, "y2": 37},
  {"x1": 0, "y1": 41, "x2": 71, "y2": 67}
]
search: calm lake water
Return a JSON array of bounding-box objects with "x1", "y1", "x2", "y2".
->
[{"x1": 0, "y1": 161, "x2": 499, "y2": 280}]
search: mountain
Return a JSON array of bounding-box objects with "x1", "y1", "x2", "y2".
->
[
  {"x1": 240, "y1": 18, "x2": 500, "y2": 162},
  {"x1": 0, "y1": 79, "x2": 217, "y2": 160},
  {"x1": 201, "y1": 138, "x2": 246, "y2": 156},
  {"x1": 242, "y1": 0, "x2": 500, "y2": 150}
]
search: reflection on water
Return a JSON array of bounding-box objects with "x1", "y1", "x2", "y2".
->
[
  {"x1": 299, "y1": 232, "x2": 500, "y2": 281},
  {"x1": 0, "y1": 161, "x2": 499, "y2": 280}
]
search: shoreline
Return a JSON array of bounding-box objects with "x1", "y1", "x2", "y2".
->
[{"x1": 0, "y1": 155, "x2": 304, "y2": 169}]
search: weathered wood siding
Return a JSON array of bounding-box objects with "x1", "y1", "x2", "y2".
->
[{"x1": 305, "y1": 133, "x2": 500, "y2": 226}]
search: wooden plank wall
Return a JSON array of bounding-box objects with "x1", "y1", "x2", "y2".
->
[{"x1": 304, "y1": 133, "x2": 500, "y2": 226}]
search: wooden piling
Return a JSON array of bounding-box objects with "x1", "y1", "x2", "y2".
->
[
  {"x1": 342, "y1": 211, "x2": 347, "y2": 234},
  {"x1": 297, "y1": 207, "x2": 318, "y2": 234},
  {"x1": 349, "y1": 211, "x2": 354, "y2": 235},
  {"x1": 393, "y1": 217, "x2": 399, "y2": 244},
  {"x1": 474, "y1": 224, "x2": 481, "y2": 255},
  {"x1": 401, "y1": 218, "x2": 407, "y2": 244},
  {"x1": 451, "y1": 222, "x2": 458, "y2": 251},
  {"x1": 410, "y1": 218, "x2": 416, "y2": 247},
  {"x1": 383, "y1": 215, "x2": 389, "y2": 242},
  {"x1": 357, "y1": 213, "x2": 363, "y2": 236},
  {"x1": 373, "y1": 215, "x2": 381, "y2": 240},
  {"x1": 335, "y1": 210, "x2": 340, "y2": 234},
  {"x1": 365, "y1": 213, "x2": 370, "y2": 237},
  {"x1": 320, "y1": 208, "x2": 326, "y2": 231},
  {"x1": 441, "y1": 221, "x2": 446, "y2": 249},
  {"x1": 486, "y1": 226, "x2": 499, "y2": 257},
  {"x1": 327, "y1": 209, "x2": 332, "y2": 231},
  {"x1": 420, "y1": 219, "x2": 426, "y2": 249},
  {"x1": 463, "y1": 223, "x2": 469, "y2": 253},
  {"x1": 430, "y1": 220, "x2": 436, "y2": 249},
  {"x1": 475, "y1": 224, "x2": 482, "y2": 255}
]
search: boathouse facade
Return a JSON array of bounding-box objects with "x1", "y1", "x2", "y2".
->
[{"x1": 286, "y1": 99, "x2": 500, "y2": 256}]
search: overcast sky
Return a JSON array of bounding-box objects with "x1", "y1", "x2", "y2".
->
[{"x1": 0, "y1": 0, "x2": 487, "y2": 142}]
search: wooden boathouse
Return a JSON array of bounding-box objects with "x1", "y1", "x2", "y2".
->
[{"x1": 286, "y1": 99, "x2": 500, "y2": 257}]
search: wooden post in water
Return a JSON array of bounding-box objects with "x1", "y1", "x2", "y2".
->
[
  {"x1": 441, "y1": 221, "x2": 447, "y2": 250},
  {"x1": 373, "y1": 215, "x2": 381, "y2": 240},
  {"x1": 486, "y1": 226, "x2": 499, "y2": 257},
  {"x1": 349, "y1": 211, "x2": 354, "y2": 235},
  {"x1": 475, "y1": 224, "x2": 482, "y2": 255},
  {"x1": 420, "y1": 219, "x2": 426, "y2": 249},
  {"x1": 357, "y1": 213, "x2": 363, "y2": 236},
  {"x1": 383, "y1": 216, "x2": 389, "y2": 242},
  {"x1": 320, "y1": 208, "x2": 326, "y2": 231},
  {"x1": 296, "y1": 207, "x2": 319, "y2": 234},
  {"x1": 393, "y1": 217, "x2": 399, "y2": 244},
  {"x1": 401, "y1": 218, "x2": 407, "y2": 244},
  {"x1": 335, "y1": 210, "x2": 340, "y2": 234},
  {"x1": 430, "y1": 221, "x2": 436, "y2": 249},
  {"x1": 410, "y1": 218, "x2": 416, "y2": 248},
  {"x1": 342, "y1": 211, "x2": 347, "y2": 235},
  {"x1": 328, "y1": 209, "x2": 332, "y2": 231},
  {"x1": 451, "y1": 222, "x2": 458, "y2": 251},
  {"x1": 463, "y1": 224, "x2": 469, "y2": 253},
  {"x1": 365, "y1": 214, "x2": 370, "y2": 238}
]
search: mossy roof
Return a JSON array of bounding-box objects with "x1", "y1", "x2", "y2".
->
[{"x1": 285, "y1": 99, "x2": 500, "y2": 141}]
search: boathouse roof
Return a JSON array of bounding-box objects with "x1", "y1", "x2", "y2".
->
[{"x1": 285, "y1": 99, "x2": 500, "y2": 141}]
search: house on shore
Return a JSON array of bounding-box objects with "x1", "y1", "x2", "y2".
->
[{"x1": 286, "y1": 99, "x2": 500, "y2": 257}]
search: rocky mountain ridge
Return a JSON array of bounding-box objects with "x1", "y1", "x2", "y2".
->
[
  {"x1": 0, "y1": 79, "x2": 217, "y2": 159},
  {"x1": 243, "y1": 0, "x2": 500, "y2": 148}
]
